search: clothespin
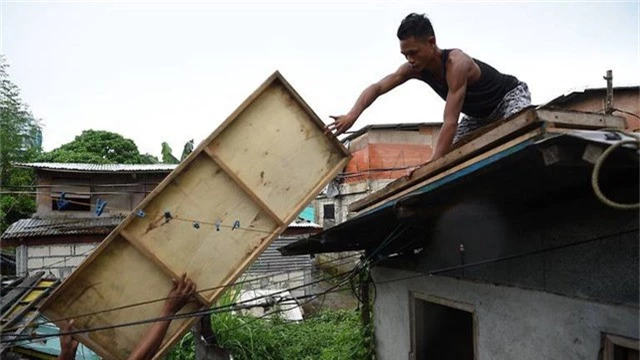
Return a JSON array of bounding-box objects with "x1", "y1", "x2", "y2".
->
[
  {"x1": 232, "y1": 220, "x2": 240, "y2": 231},
  {"x1": 215, "y1": 219, "x2": 221, "y2": 232},
  {"x1": 57, "y1": 192, "x2": 70, "y2": 210},
  {"x1": 193, "y1": 221, "x2": 200, "y2": 229},
  {"x1": 136, "y1": 210, "x2": 146, "y2": 218},
  {"x1": 95, "y1": 199, "x2": 107, "y2": 216}
]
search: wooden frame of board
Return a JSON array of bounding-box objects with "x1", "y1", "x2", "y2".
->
[{"x1": 39, "y1": 71, "x2": 350, "y2": 359}]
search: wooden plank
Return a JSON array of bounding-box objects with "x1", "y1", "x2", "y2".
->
[
  {"x1": 356, "y1": 129, "x2": 544, "y2": 215},
  {"x1": 349, "y1": 109, "x2": 539, "y2": 212},
  {"x1": 536, "y1": 109, "x2": 627, "y2": 129},
  {"x1": 39, "y1": 71, "x2": 349, "y2": 359},
  {"x1": 1, "y1": 272, "x2": 43, "y2": 316},
  {"x1": 203, "y1": 147, "x2": 284, "y2": 226}
]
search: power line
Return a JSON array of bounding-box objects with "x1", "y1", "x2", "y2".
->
[
  {"x1": 2, "y1": 270, "x2": 357, "y2": 345},
  {"x1": 1, "y1": 253, "x2": 362, "y2": 333},
  {"x1": 372, "y1": 228, "x2": 638, "y2": 285}
]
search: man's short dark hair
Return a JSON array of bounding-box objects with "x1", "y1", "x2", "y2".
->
[{"x1": 397, "y1": 13, "x2": 435, "y2": 41}]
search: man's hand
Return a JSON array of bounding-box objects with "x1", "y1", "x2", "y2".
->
[
  {"x1": 326, "y1": 113, "x2": 358, "y2": 136},
  {"x1": 162, "y1": 273, "x2": 196, "y2": 316},
  {"x1": 57, "y1": 320, "x2": 79, "y2": 360}
]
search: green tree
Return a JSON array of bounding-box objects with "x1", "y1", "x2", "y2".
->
[
  {"x1": 39, "y1": 130, "x2": 147, "y2": 164},
  {"x1": 161, "y1": 142, "x2": 179, "y2": 164},
  {"x1": 0, "y1": 56, "x2": 42, "y2": 232},
  {"x1": 180, "y1": 139, "x2": 194, "y2": 161}
]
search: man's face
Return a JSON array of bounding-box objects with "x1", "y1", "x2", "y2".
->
[{"x1": 400, "y1": 36, "x2": 435, "y2": 72}]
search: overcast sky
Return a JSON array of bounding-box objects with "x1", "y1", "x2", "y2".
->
[{"x1": 2, "y1": 1, "x2": 638, "y2": 158}]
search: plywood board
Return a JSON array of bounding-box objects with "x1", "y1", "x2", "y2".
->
[
  {"x1": 349, "y1": 108, "x2": 625, "y2": 213},
  {"x1": 40, "y1": 71, "x2": 350, "y2": 359}
]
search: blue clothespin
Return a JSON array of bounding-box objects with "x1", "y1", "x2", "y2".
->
[
  {"x1": 57, "y1": 192, "x2": 70, "y2": 210},
  {"x1": 95, "y1": 199, "x2": 107, "y2": 216},
  {"x1": 136, "y1": 210, "x2": 146, "y2": 218},
  {"x1": 215, "y1": 219, "x2": 221, "y2": 232},
  {"x1": 232, "y1": 220, "x2": 240, "y2": 231}
]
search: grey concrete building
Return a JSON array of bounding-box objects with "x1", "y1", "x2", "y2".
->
[{"x1": 282, "y1": 127, "x2": 639, "y2": 360}]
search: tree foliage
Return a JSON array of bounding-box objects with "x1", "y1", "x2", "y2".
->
[
  {"x1": 161, "y1": 142, "x2": 179, "y2": 164},
  {"x1": 38, "y1": 130, "x2": 147, "y2": 164},
  {"x1": 0, "y1": 56, "x2": 42, "y2": 232}
]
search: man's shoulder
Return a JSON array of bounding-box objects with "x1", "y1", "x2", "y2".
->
[{"x1": 446, "y1": 48, "x2": 473, "y2": 65}]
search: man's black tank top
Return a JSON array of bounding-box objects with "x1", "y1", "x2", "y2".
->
[{"x1": 418, "y1": 49, "x2": 519, "y2": 118}]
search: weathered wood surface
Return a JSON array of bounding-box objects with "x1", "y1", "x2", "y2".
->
[
  {"x1": 40, "y1": 72, "x2": 350, "y2": 360},
  {"x1": 348, "y1": 109, "x2": 626, "y2": 213}
]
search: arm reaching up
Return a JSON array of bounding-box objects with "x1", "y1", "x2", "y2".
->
[
  {"x1": 128, "y1": 274, "x2": 196, "y2": 360},
  {"x1": 327, "y1": 63, "x2": 414, "y2": 136}
]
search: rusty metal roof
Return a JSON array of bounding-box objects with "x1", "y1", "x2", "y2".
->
[
  {"x1": 1, "y1": 216, "x2": 125, "y2": 240},
  {"x1": 14, "y1": 162, "x2": 177, "y2": 173}
]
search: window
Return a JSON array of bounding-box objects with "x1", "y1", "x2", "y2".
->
[
  {"x1": 603, "y1": 334, "x2": 639, "y2": 360},
  {"x1": 52, "y1": 188, "x2": 91, "y2": 212},
  {"x1": 411, "y1": 294, "x2": 475, "y2": 360},
  {"x1": 323, "y1": 204, "x2": 335, "y2": 220}
]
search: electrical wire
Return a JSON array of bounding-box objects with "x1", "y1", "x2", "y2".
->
[
  {"x1": 591, "y1": 130, "x2": 640, "y2": 210},
  {"x1": 613, "y1": 108, "x2": 640, "y2": 121},
  {"x1": 1, "y1": 253, "x2": 362, "y2": 333},
  {"x1": 372, "y1": 228, "x2": 638, "y2": 285},
  {"x1": 2, "y1": 270, "x2": 357, "y2": 346}
]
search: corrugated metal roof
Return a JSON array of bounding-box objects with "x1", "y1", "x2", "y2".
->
[
  {"x1": 1, "y1": 272, "x2": 60, "y2": 344},
  {"x1": 288, "y1": 221, "x2": 322, "y2": 228},
  {"x1": 14, "y1": 162, "x2": 177, "y2": 173},
  {"x1": 342, "y1": 122, "x2": 442, "y2": 143},
  {"x1": 247, "y1": 237, "x2": 311, "y2": 274},
  {"x1": 1, "y1": 216, "x2": 125, "y2": 239}
]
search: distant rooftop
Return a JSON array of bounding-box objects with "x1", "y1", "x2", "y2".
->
[
  {"x1": 14, "y1": 162, "x2": 178, "y2": 173},
  {"x1": 341, "y1": 122, "x2": 441, "y2": 143}
]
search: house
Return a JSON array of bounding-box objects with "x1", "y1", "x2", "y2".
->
[
  {"x1": 315, "y1": 122, "x2": 441, "y2": 228},
  {"x1": 281, "y1": 108, "x2": 639, "y2": 359},
  {"x1": 1, "y1": 163, "x2": 174, "y2": 278},
  {"x1": 1, "y1": 163, "x2": 324, "y2": 293}
]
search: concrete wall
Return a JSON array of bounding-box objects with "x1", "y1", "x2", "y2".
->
[
  {"x1": 25, "y1": 243, "x2": 97, "y2": 278},
  {"x1": 242, "y1": 269, "x2": 308, "y2": 299},
  {"x1": 372, "y1": 267, "x2": 639, "y2": 360}
]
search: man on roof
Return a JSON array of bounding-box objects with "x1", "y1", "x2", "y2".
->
[{"x1": 327, "y1": 13, "x2": 531, "y2": 161}]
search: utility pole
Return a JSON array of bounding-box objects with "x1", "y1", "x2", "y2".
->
[{"x1": 604, "y1": 70, "x2": 613, "y2": 114}]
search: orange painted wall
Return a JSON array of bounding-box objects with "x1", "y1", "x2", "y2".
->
[{"x1": 343, "y1": 143, "x2": 433, "y2": 183}]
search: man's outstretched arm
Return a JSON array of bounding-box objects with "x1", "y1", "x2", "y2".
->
[
  {"x1": 431, "y1": 52, "x2": 470, "y2": 160},
  {"x1": 327, "y1": 63, "x2": 414, "y2": 136},
  {"x1": 128, "y1": 274, "x2": 196, "y2": 360}
]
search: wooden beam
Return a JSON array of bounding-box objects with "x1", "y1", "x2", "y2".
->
[
  {"x1": 536, "y1": 109, "x2": 627, "y2": 129},
  {"x1": 203, "y1": 147, "x2": 285, "y2": 227},
  {"x1": 349, "y1": 109, "x2": 539, "y2": 212},
  {"x1": 356, "y1": 129, "x2": 544, "y2": 215}
]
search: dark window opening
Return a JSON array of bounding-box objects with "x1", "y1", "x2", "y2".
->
[
  {"x1": 52, "y1": 196, "x2": 91, "y2": 211},
  {"x1": 603, "y1": 334, "x2": 639, "y2": 360},
  {"x1": 323, "y1": 204, "x2": 335, "y2": 220},
  {"x1": 414, "y1": 298, "x2": 474, "y2": 360}
]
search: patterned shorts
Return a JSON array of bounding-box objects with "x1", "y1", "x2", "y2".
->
[{"x1": 453, "y1": 82, "x2": 532, "y2": 143}]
